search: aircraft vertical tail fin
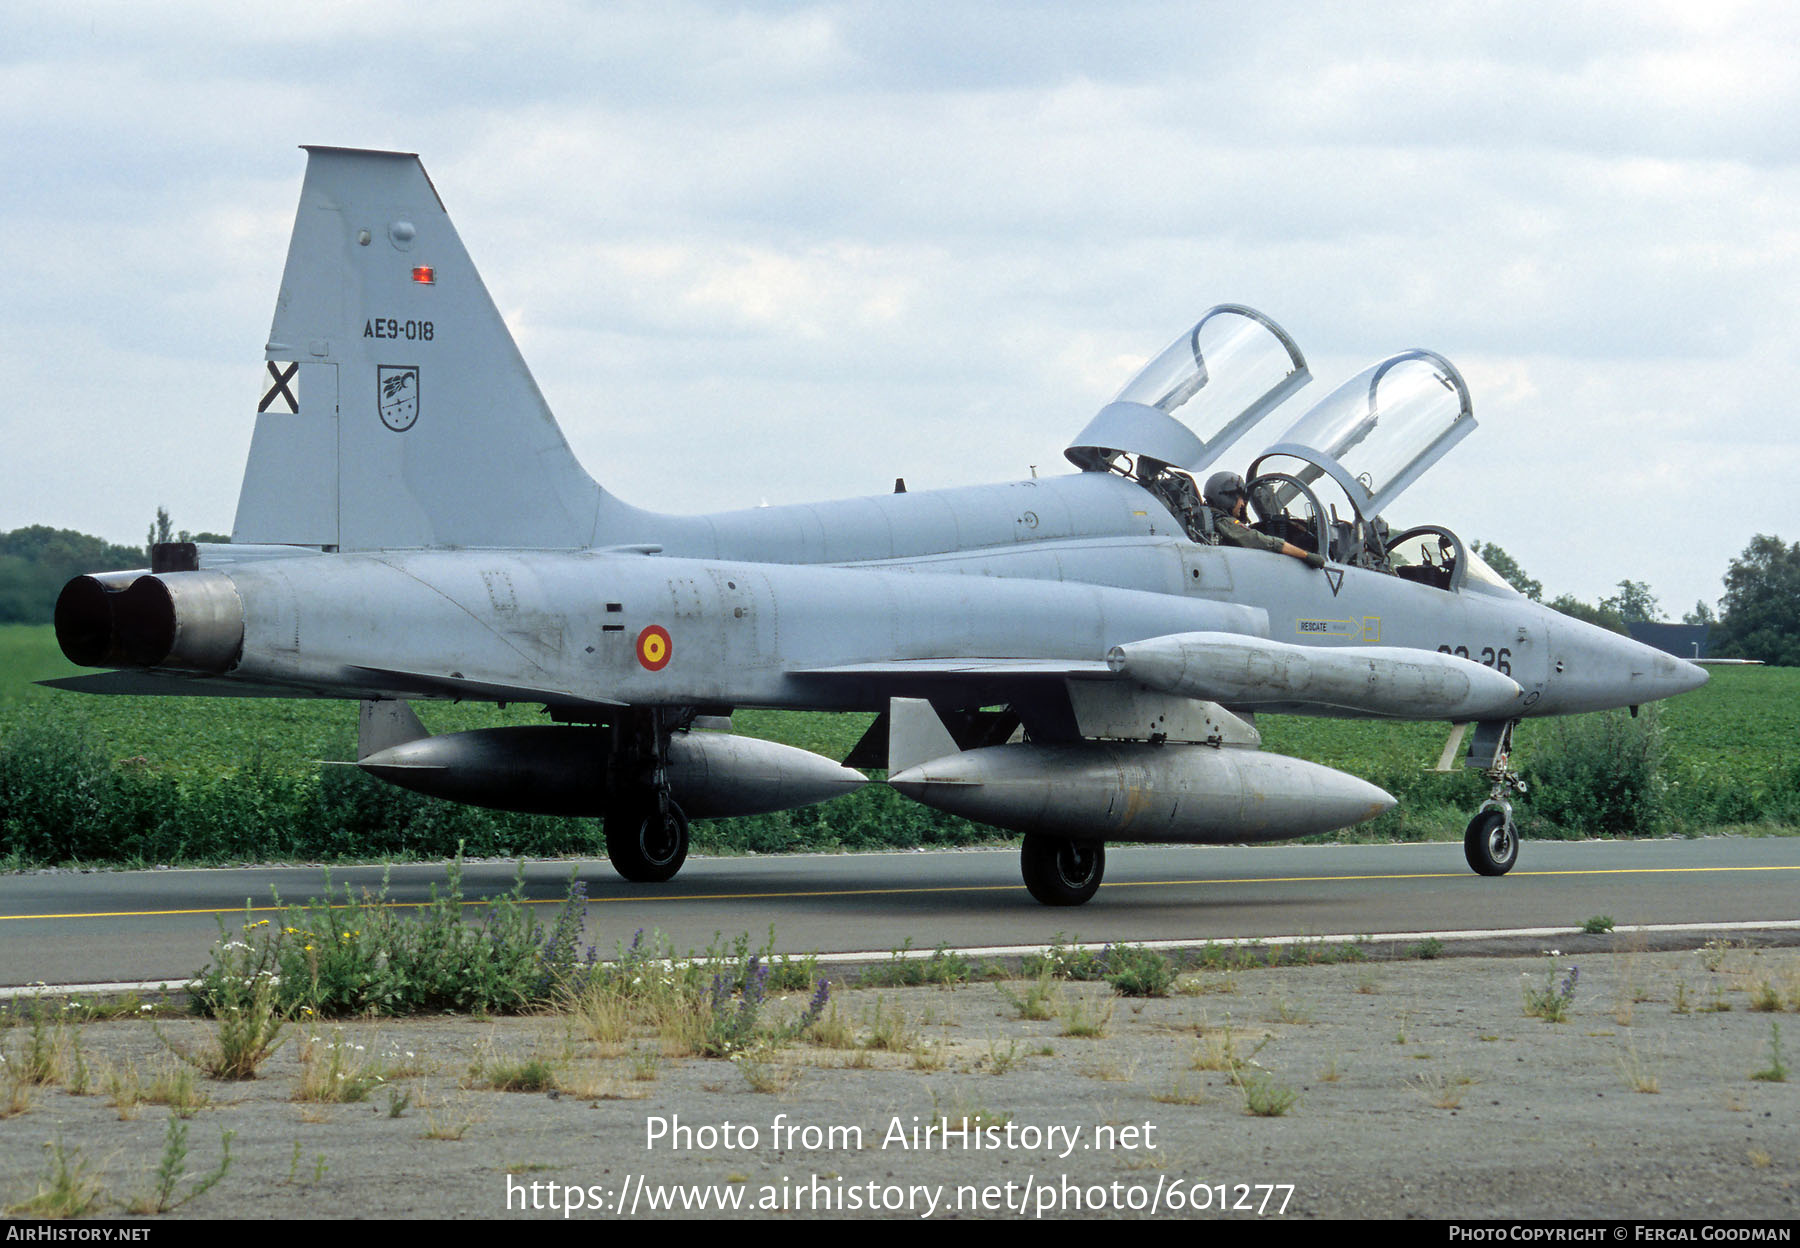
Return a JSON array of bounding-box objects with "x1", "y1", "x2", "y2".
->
[{"x1": 234, "y1": 146, "x2": 606, "y2": 551}]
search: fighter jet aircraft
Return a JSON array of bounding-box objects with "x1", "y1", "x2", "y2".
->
[{"x1": 49, "y1": 147, "x2": 1709, "y2": 905}]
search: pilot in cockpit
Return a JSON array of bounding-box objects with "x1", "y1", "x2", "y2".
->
[{"x1": 1203, "y1": 472, "x2": 1326, "y2": 570}]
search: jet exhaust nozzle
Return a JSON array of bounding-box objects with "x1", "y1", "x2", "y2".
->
[
  {"x1": 54, "y1": 571, "x2": 244, "y2": 672},
  {"x1": 54, "y1": 571, "x2": 147, "y2": 667}
]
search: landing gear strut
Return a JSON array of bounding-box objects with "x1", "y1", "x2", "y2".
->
[
  {"x1": 603, "y1": 708, "x2": 690, "y2": 883},
  {"x1": 1464, "y1": 720, "x2": 1525, "y2": 877},
  {"x1": 1020, "y1": 834, "x2": 1105, "y2": 906}
]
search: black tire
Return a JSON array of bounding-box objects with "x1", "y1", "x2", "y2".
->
[
  {"x1": 1020, "y1": 834, "x2": 1105, "y2": 906},
  {"x1": 605, "y1": 797, "x2": 690, "y2": 883},
  {"x1": 1464, "y1": 808, "x2": 1518, "y2": 877}
]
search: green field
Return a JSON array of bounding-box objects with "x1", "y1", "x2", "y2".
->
[{"x1": 1, "y1": 623, "x2": 1794, "y2": 867}]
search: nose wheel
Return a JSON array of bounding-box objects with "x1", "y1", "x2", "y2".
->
[
  {"x1": 1465, "y1": 721, "x2": 1526, "y2": 878},
  {"x1": 1020, "y1": 834, "x2": 1105, "y2": 906},
  {"x1": 1464, "y1": 805, "x2": 1518, "y2": 876}
]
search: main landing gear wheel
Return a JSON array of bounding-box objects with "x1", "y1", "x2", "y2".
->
[
  {"x1": 605, "y1": 797, "x2": 690, "y2": 883},
  {"x1": 1464, "y1": 808, "x2": 1518, "y2": 876},
  {"x1": 1020, "y1": 834, "x2": 1105, "y2": 906}
]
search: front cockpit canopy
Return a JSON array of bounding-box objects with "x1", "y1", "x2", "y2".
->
[{"x1": 1065, "y1": 305, "x2": 1310, "y2": 475}]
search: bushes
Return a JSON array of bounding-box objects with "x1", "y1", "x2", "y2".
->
[
  {"x1": 1521, "y1": 708, "x2": 1667, "y2": 838},
  {"x1": 0, "y1": 721, "x2": 170, "y2": 862},
  {"x1": 1519, "y1": 708, "x2": 1798, "y2": 836},
  {"x1": 0, "y1": 709, "x2": 994, "y2": 867},
  {"x1": 4, "y1": 708, "x2": 1793, "y2": 869},
  {"x1": 696, "y1": 783, "x2": 986, "y2": 853},
  {"x1": 0, "y1": 725, "x2": 603, "y2": 867},
  {"x1": 191, "y1": 860, "x2": 571, "y2": 1017}
]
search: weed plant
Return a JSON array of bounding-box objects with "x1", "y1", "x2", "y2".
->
[
  {"x1": 166, "y1": 968, "x2": 285, "y2": 1079},
  {"x1": 1413, "y1": 1071, "x2": 1472, "y2": 1110},
  {"x1": 1000, "y1": 969, "x2": 1060, "y2": 1021},
  {"x1": 1018, "y1": 937, "x2": 1176, "y2": 996},
  {"x1": 466, "y1": 1055, "x2": 558, "y2": 1093},
  {"x1": 554, "y1": 927, "x2": 832, "y2": 1060},
  {"x1": 1060, "y1": 995, "x2": 1115, "y2": 1038},
  {"x1": 296, "y1": 1032, "x2": 388, "y2": 1102},
  {"x1": 1103, "y1": 945, "x2": 1176, "y2": 997},
  {"x1": 736, "y1": 1052, "x2": 797, "y2": 1093},
  {"x1": 857, "y1": 940, "x2": 990, "y2": 987},
  {"x1": 1233, "y1": 1066, "x2": 1298, "y2": 1117},
  {"x1": 130, "y1": 1118, "x2": 233, "y2": 1214},
  {"x1": 1617, "y1": 1043, "x2": 1660, "y2": 1094},
  {"x1": 1522, "y1": 961, "x2": 1580, "y2": 1022},
  {"x1": 1750, "y1": 1023, "x2": 1788, "y2": 1083},
  {"x1": 4, "y1": 1141, "x2": 105, "y2": 1218},
  {"x1": 984, "y1": 1033, "x2": 1023, "y2": 1074},
  {"x1": 143, "y1": 1062, "x2": 209, "y2": 1118},
  {"x1": 861, "y1": 997, "x2": 917, "y2": 1054}
]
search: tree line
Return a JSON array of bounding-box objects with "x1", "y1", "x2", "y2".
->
[{"x1": 0, "y1": 510, "x2": 227, "y2": 624}]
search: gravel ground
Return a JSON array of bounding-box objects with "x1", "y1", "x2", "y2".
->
[{"x1": 1, "y1": 943, "x2": 1796, "y2": 1221}]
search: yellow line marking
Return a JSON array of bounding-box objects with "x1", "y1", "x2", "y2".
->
[
  {"x1": 1114, "y1": 864, "x2": 1800, "y2": 888},
  {"x1": 3, "y1": 863, "x2": 1795, "y2": 922}
]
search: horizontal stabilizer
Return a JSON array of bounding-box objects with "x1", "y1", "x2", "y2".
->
[{"x1": 39, "y1": 670, "x2": 339, "y2": 699}]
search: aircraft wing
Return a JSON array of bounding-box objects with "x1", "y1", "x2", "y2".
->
[
  {"x1": 343, "y1": 665, "x2": 626, "y2": 708},
  {"x1": 40, "y1": 666, "x2": 624, "y2": 709},
  {"x1": 793, "y1": 659, "x2": 1115, "y2": 678}
]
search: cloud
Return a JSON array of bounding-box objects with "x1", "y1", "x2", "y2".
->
[{"x1": 1, "y1": 0, "x2": 1795, "y2": 617}]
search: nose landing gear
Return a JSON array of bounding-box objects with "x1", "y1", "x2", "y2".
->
[{"x1": 1464, "y1": 719, "x2": 1526, "y2": 877}]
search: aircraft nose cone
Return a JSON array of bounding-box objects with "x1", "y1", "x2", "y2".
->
[
  {"x1": 1674, "y1": 658, "x2": 1709, "y2": 695},
  {"x1": 1640, "y1": 649, "x2": 1709, "y2": 701}
]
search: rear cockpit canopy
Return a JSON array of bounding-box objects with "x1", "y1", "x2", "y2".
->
[
  {"x1": 1065, "y1": 305, "x2": 1310, "y2": 476},
  {"x1": 1236, "y1": 349, "x2": 1479, "y2": 586},
  {"x1": 1248, "y1": 349, "x2": 1474, "y2": 520}
]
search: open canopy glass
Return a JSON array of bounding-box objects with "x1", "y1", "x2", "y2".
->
[
  {"x1": 1066, "y1": 304, "x2": 1310, "y2": 474},
  {"x1": 1249, "y1": 349, "x2": 1474, "y2": 519}
]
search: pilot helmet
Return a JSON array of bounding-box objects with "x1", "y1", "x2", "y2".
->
[{"x1": 1203, "y1": 471, "x2": 1249, "y2": 512}]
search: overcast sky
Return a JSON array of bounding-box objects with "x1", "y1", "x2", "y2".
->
[{"x1": 3, "y1": 1, "x2": 1795, "y2": 616}]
